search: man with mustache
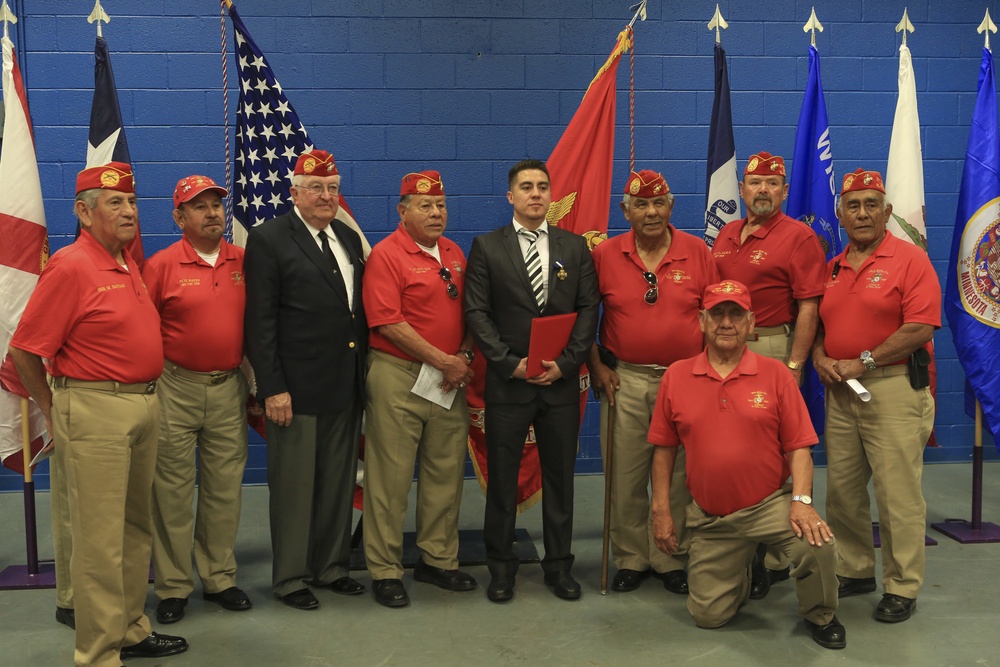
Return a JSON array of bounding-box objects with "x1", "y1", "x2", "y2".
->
[
  {"x1": 711, "y1": 151, "x2": 827, "y2": 598},
  {"x1": 143, "y1": 176, "x2": 253, "y2": 625}
]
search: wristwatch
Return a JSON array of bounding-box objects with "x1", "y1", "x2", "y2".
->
[
  {"x1": 860, "y1": 350, "x2": 877, "y2": 371},
  {"x1": 786, "y1": 360, "x2": 802, "y2": 371},
  {"x1": 458, "y1": 349, "x2": 475, "y2": 363},
  {"x1": 791, "y1": 495, "x2": 813, "y2": 506}
]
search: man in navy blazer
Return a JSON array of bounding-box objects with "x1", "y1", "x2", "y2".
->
[
  {"x1": 464, "y1": 159, "x2": 599, "y2": 603},
  {"x1": 244, "y1": 150, "x2": 368, "y2": 610}
]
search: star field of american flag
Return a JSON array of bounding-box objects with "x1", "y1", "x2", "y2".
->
[{"x1": 230, "y1": 6, "x2": 313, "y2": 233}]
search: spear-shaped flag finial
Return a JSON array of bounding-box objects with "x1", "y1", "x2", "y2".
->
[
  {"x1": 803, "y1": 7, "x2": 823, "y2": 48},
  {"x1": 978, "y1": 8, "x2": 997, "y2": 51},
  {"x1": 708, "y1": 4, "x2": 729, "y2": 45},
  {"x1": 88, "y1": 0, "x2": 110, "y2": 38},
  {"x1": 896, "y1": 8, "x2": 915, "y2": 47},
  {"x1": 0, "y1": 0, "x2": 17, "y2": 41}
]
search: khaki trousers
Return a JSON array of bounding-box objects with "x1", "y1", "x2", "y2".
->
[
  {"x1": 685, "y1": 487, "x2": 839, "y2": 629},
  {"x1": 52, "y1": 385, "x2": 159, "y2": 667},
  {"x1": 746, "y1": 330, "x2": 793, "y2": 571},
  {"x1": 152, "y1": 365, "x2": 249, "y2": 599},
  {"x1": 825, "y1": 370, "x2": 934, "y2": 598},
  {"x1": 599, "y1": 362, "x2": 689, "y2": 573},
  {"x1": 50, "y1": 450, "x2": 74, "y2": 610},
  {"x1": 363, "y1": 350, "x2": 469, "y2": 580}
]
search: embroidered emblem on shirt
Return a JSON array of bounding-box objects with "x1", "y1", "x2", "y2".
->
[
  {"x1": 670, "y1": 270, "x2": 690, "y2": 284},
  {"x1": 748, "y1": 391, "x2": 770, "y2": 409},
  {"x1": 232, "y1": 271, "x2": 244, "y2": 285},
  {"x1": 452, "y1": 261, "x2": 463, "y2": 274},
  {"x1": 866, "y1": 269, "x2": 888, "y2": 288},
  {"x1": 749, "y1": 250, "x2": 767, "y2": 265}
]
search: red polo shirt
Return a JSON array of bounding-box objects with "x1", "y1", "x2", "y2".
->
[
  {"x1": 649, "y1": 349, "x2": 817, "y2": 516},
  {"x1": 11, "y1": 231, "x2": 163, "y2": 383},
  {"x1": 593, "y1": 226, "x2": 719, "y2": 367},
  {"x1": 819, "y1": 230, "x2": 941, "y2": 361},
  {"x1": 143, "y1": 237, "x2": 246, "y2": 372},
  {"x1": 363, "y1": 225, "x2": 467, "y2": 362},
  {"x1": 712, "y1": 211, "x2": 826, "y2": 326}
]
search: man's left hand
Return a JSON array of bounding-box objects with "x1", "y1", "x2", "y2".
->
[
  {"x1": 527, "y1": 359, "x2": 563, "y2": 385},
  {"x1": 789, "y1": 501, "x2": 834, "y2": 547}
]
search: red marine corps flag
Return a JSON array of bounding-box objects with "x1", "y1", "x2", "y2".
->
[{"x1": 466, "y1": 26, "x2": 632, "y2": 510}]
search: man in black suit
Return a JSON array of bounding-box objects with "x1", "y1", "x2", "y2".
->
[
  {"x1": 244, "y1": 150, "x2": 368, "y2": 610},
  {"x1": 464, "y1": 159, "x2": 599, "y2": 603}
]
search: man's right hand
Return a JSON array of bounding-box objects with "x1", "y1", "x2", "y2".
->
[
  {"x1": 652, "y1": 509, "x2": 678, "y2": 555},
  {"x1": 591, "y1": 361, "x2": 620, "y2": 405},
  {"x1": 440, "y1": 354, "x2": 473, "y2": 390},
  {"x1": 265, "y1": 392, "x2": 293, "y2": 427}
]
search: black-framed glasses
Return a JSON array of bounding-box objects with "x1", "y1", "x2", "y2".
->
[
  {"x1": 643, "y1": 271, "x2": 658, "y2": 305},
  {"x1": 440, "y1": 267, "x2": 459, "y2": 299}
]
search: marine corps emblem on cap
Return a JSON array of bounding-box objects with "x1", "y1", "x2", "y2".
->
[
  {"x1": 744, "y1": 151, "x2": 785, "y2": 177},
  {"x1": 400, "y1": 170, "x2": 444, "y2": 197},
  {"x1": 293, "y1": 150, "x2": 338, "y2": 177},
  {"x1": 840, "y1": 168, "x2": 885, "y2": 195},
  {"x1": 623, "y1": 169, "x2": 670, "y2": 199},
  {"x1": 702, "y1": 279, "x2": 753, "y2": 310}
]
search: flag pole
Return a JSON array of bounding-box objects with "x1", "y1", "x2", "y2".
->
[
  {"x1": 600, "y1": 403, "x2": 616, "y2": 595},
  {"x1": 931, "y1": 11, "x2": 1000, "y2": 544},
  {"x1": 87, "y1": 0, "x2": 109, "y2": 37}
]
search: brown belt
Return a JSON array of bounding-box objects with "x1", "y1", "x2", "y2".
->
[
  {"x1": 747, "y1": 323, "x2": 794, "y2": 342},
  {"x1": 862, "y1": 364, "x2": 908, "y2": 378},
  {"x1": 163, "y1": 360, "x2": 239, "y2": 386},
  {"x1": 616, "y1": 360, "x2": 668, "y2": 378},
  {"x1": 52, "y1": 377, "x2": 157, "y2": 395}
]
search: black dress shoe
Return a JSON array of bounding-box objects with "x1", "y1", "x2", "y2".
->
[
  {"x1": 119, "y1": 631, "x2": 189, "y2": 659},
  {"x1": 55, "y1": 607, "x2": 75, "y2": 630},
  {"x1": 767, "y1": 566, "x2": 791, "y2": 585},
  {"x1": 281, "y1": 588, "x2": 319, "y2": 610},
  {"x1": 874, "y1": 593, "x2": 916, "y2": 622},
  {"x1": 203, "y1": 586, "x2": 252, "y2": 611},
  {"x1": 657, "y1": 570, "x2": 689, "y2": 595},
  {"x1": 611, "y1": 569, "x2": 650, "y2": 592},
  {"x1": 413, "y1": 558, "x2": 478, "y2": 591},
  {"x1": 837, "y1": 575, "x2": 877, "y2": 598},
  {"x1": 155, "y1": 598, "x2": 188, "y2": 624},
  {"x1": 544, "y1": 572, "x2": 582, "y2": 601},
  {"x1": 487, "y1": 576, "x2": 514, "y2": 603},
  {"x1": 749, "y1": 544, "x2": 769, "y2": 600},
  {"x1": 372, "y1": 579, "x2": 410, "y2": 608},
  {"x1": 805, "y1": 615, "x2": 846, "y2": 649},
  {"x1": 326, "y1": 576, "x2": 366, "y2": 596}
]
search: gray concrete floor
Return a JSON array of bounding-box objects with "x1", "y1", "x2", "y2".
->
[{"x1": 1, "y1": 462, "x2": 1000, "y2": 666}]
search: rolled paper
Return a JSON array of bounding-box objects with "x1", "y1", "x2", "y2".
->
[{"x1": 846, "y1": 378, "x2": 871, "y2": 402}]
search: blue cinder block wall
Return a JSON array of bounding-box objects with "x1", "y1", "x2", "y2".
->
[{"x1": 2, "y1": 0, "x2": 998, "y2": 491}]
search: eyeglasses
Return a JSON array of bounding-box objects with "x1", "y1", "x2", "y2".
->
[
  {"x1": 643, "y1": 271, "x2": 658, "y2": 305},
  {"x1": 439, "y1": 267, "x2": 459, "y2": 299},
  {"x1": 300, "y1": 184, "x2": 339, "y2": 197}
]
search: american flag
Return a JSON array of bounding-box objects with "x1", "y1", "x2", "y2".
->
[{"x1": 228, "y1": 6, "x2": 368, "y2": 254}]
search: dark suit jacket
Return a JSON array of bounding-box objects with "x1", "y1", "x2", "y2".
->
[
  {"x1": 244, "y1": 211, "x2": 367, "y2": 415},
  {"x1": 464, "y1": 223, "x2": 599, "y2": 405}
]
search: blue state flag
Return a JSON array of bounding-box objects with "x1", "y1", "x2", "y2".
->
[
  {"x1": 786, "y1": 44, "x2": 841, "y2": 436},
  {"x1": 944, "y1": 47, "x2": 1000, "y2": 445},
  {"x1": 703, "y1": 43, "x2": 740, "y2": 247},
  {"x1": 786, "y1": 45, "x2": 841, "y2": 257}
]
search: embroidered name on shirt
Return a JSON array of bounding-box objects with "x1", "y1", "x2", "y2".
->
[
  {"x1": 178, "y1": 278, "x2": 201, "y2": 287},
  {"x1": 748, "y1": 391, "x2": 770, "y2": 409},
  {"x1": 97, "y1": 283, "x2": 126, "y2": 293}
]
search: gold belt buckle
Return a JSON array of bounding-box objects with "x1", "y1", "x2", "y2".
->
[{"x1": 209, "y1": 372, "x2": 229, "y2": 386}]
